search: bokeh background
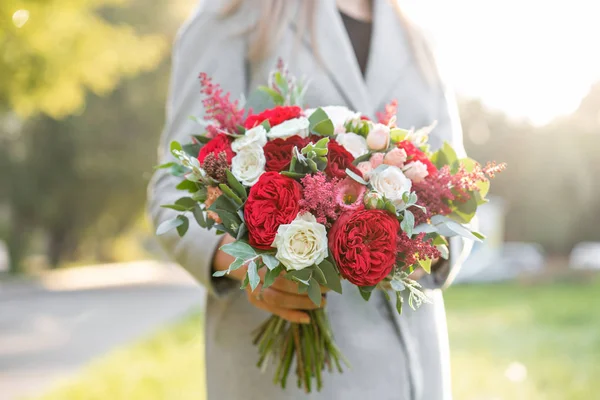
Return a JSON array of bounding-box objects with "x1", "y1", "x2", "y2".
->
[{"x1": 1, "y1": 1, "x2": 599, "y2": 399}]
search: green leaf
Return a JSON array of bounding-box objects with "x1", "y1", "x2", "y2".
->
[
  {"x1": 297, "y1": 284, "x2": 309, "y2": 294},
  {"x1": 192, "y1": 134, "x2": 212, "y2": 144},
  {"x1": 236, "y1": 223, "x2": 248, "y2": 240},
  {"x1": 169, "y1": 164, "x2": 188, "y2": 177},
  {"x1": 437, "y1": 244, "x2": 450, "y2": 259},
  {"x1": 307, "y1": 278, "x2": 322, "y2": 306},
  {"x1": 170, "y1": 141, "x2": 182, "y2": 154},
  {"x1": 432, "y1": 235, "x2": 448, "y2": 246},
  {"x1": 161, "y1": 204, "x2": 187, "y2": 212},
  {"x1": 247, "y1": 261, "x2": 260, "y2": 291},
  {"x1": 395, "y1": 291, "x2": 404, "y2": 314},
  {"x1": 359, "y1": 287, "x2": 372, "y2": 301},
  {"x1": 262, "y1": 254, "x2": 280, "y2": 270},
  {"x1": 212, "y1": 269, "x2": 228, "y2": 277},
  {"x1": 240, "y1": 274, "x2": 249, "y2": 289},
  {"x1": 408, "y1": 192, "x2": 418, "y2": 205},
  {"x1": 281, "y1": 171, "x2": 306, "y2": 180},
  {"x1": 390, "y1": 128, "x2": 409, "y2": 143},
  {"x1": 155, "y1": 161, "x2": 176, "y2": 170},
  {"x1": 248, "y1": 88, "x2": 278, "y2": 111},
  {"x1": 264, "y1": 265, "x2": 283, "y2": 289},
  {"x1": 192, "y1": 205, "x2": 207, "y2": 228},
  {"x1": 312, "y1": 265, "x2": 327, "y2": 285},
  {"x1": 218, "y1": 211, "x2": 242, "y2": 237},
  {"x1": 319, "y1": 259, "x2": 342, "y2": 294},
  {"x1": 418, "y1": 258, "x2": 432, "y2": 274},
  {"x1": 156, "y1": 217, "x2": 184, "y2": 235},
  {"x1": 352, "y1": 152, "x2": 372, "y2": 165},
  {"x1": 312, "y1": 119, "x2": 335, "y2": 136},
  {"x1": 260, "y1": 119, "x2": 271, "y2": 132},
  {"x1": 175, "y1": 197, "x2": 197, "y2": 210},
  {"x1": 286, "y1": 269, "x2": 312, "y2": 286},
  {"x1": 176, "y1": 180, "x2": 198, "y2": 192},
  {"x1": 414, "y1": 223, "x2": 437, "y2": 234},
  {"x1": 308, "y1": 108, "x2": 330, "y2": 132},
  {"x1": 208, "y1": 195, "x2": 239, "y2": 215},
  {"x1": 384, "y1": 200, "x2": 397, "y2": 216},
  {"x1": 229, "y1": 258, "x2": 245, "y2": 272},
  {"x1": 192, "y1": 186, "x2": 208, "y2": 202},
  {"x1": 401, "y1": 210, "x2": 415, "y2": 237},
  {"x1": 346, "y1": 168, "x2": 368, "y2": 185},
  {"x1": 472, "y1": 231, "x2": 486, "y2": 240},
  {"x1": 274, "y1": 72, "x2": 289, "y2": 94},
  {"x1": 226, "y1": 169, "x2": 248, "y2": 200},
  {"x1": 176, "y1": 215, "x2": 189, "y2": 236},
  {"x1": 220, "y1": 241, "x2": 256, "y2": 260},
  {"x1": 182, "y1": 143, "x2": 202, "y2": 157},
  {"x1": 218, "y1": 184, "x2": 243, "y2": 205},
  {"x1": 432, "y1": 215, "x2": 483, "y2": 242}
]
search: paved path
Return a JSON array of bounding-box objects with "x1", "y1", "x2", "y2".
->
[{"x1": 0, "y1": 262, "x2": 205, "y2": 400}]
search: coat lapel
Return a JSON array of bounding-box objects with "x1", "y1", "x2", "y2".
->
[
  {"x1": 310, "y1": 0, "x2": 373, "y2": 115},
  {"x1": 365, "y1": 0, "x2": 412, "y2": 111}
]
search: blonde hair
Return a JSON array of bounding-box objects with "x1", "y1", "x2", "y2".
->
[{"x1": 223, "y1": 0, "x2": 439, "y2": 86}]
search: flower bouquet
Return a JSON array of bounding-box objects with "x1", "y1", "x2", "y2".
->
[{"x1": 155, "y1": 62, "x2": 504, "y2": 392}]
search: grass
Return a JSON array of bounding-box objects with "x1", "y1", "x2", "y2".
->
[{"x1": 31, "y1": 278, "x2": 600, "y2": 400}]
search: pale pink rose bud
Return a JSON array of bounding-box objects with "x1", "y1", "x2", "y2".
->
[
  {"x1": 403, "y1": 161, "x2": 429, "y2": 183},
  {"x1": 383, "y1": 148, "x2": 407, "y2": 168},
  {"x1": 370, "y1": 152, "x2": 385, "y2": 168},
  {"x1": 357, "y1": 162, "x2": 373, "y2": 178},
  {"x1": 363, "y1": 191, "x2": 384, "y2": 210},
  {"x1": 366, "y1": 123, "x2": 391, "y2": 151}
]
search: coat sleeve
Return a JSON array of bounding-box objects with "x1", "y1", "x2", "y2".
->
[
  {"x1": 421, "y1": 49, "x2": 473, "y2": 290},
  {"x1": 147, "y1": 4, "x2": 249, "y2": 298}
]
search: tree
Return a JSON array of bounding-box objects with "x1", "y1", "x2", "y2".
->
[{"x1": 1, "y1": 0, "x2": 172, "y2": 272}]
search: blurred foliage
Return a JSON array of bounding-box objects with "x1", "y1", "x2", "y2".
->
[
  {"x1": 29, "y1": 280, "x2": 600, "y2": 399},
  {"x1": 0, "y1": 1, "x2": 193, "y2": 272},
  {"x1": 0, "y1": 0, "x2": 166, "y2": 118},
  {"x1": 461, "y1": 83, "x2": 600, "y2": 254}
]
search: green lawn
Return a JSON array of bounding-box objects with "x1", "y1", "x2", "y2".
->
[{"x1": 32, "y1": 278, "x2": 600, "y2": 400}]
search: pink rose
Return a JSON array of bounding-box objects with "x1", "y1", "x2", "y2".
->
[
  {"x1": 370, "y1": 152, "x2": 385, "y2": 168},
  {"x1": 366, "y1": 123, "x2": 391, "y2": 151},
  {"x1": 357, "y1": 161, "x2": 373, "y2": 178},
  {"x1": 383, "y1": 148, "x2": 407, "y2": 168},
  {"x1": 403, "y1": 161, "x2": 429, "y2": 183}
]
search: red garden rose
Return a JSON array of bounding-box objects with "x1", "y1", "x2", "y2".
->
[
  {"x1": 244, "y1": 172, "x2": 303, "y2": 249},
  {"x1": 244, "y1": 106, "x2": 303, "y2": 129},
  {"x1": 397, "y1": 140, "x2": 437, "y2": 176},
  {"x1": 329, "y1": 209, "x2": 399, "y2": 286},
  {"x1": 263, "y1": 135, "x2": 310, "y2": 172},
  {"x1": 197, "y1": 133, "x2": 234, "y2": 165},
  {"x1": 325, "y1": 140, "x2": 363, "y2": 179}
]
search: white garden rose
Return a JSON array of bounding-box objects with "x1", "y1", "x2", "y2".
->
[
  {"x1": 267, "y1": 117, "x2": 309, "y2": 139},
  {"x1": 232, "y1": 125, "x2": 267, "y2": 153},
  {"x1": 335, "y1": 132, "x2": 368, "y2": 158},
  {"x1": 305, "y1": 106, "x2": 360, "y2": 134},
  {"x1": 272, "y1": 213, "x2": 329, "y2": 271},
  {"x1": 231, "y1": 144, "x2": 266, "y2": 186},
  {"x1": 369, "y1": 165, "x2": 412, "y2": 207}
]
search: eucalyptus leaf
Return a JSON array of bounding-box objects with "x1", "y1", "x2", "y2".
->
[
  {"x1": 390, "y1": 279, "x2": 405, "y2": 292},
  {"x1": 192, "y1": 134, "x2": 212, "y2": 144},
  {"x1": 156, "y1": 217, "x2": 184, "y2": 235},
  {"x1": 262, "y1": 254, "x2": 280, "y2": 270},
  {"x1": 413, "y1": 223, "x2": 437, "y2": 234},
  {"x1": 176, "y1": 215, "x2": 189, "y2": 237},
  {"x1": 359, "y1": 287, "x2": 372, "y2": 301},
  {"x1": 312, "y1": 265, "x2": 327, "y2": 285},
  {"x1": 161, "y1": 204, "x2": 187, "y2": 212},
  {"x1": 176, "y1": 180, "x2": 198, "y2": 192},
  {"x1": 247, "y1": 261, "x2": 260, "y2": 291},
  {"x1": 346, "y1": 168, "x2": 368, "y2": 185},
  {"x1": 192, "y1": 205, "x2": 207, "y2": 228},
  {"x1": 236, "y1": 222, "x2": 248, "y2": 240},
  {"x1": 401, "y1": 210, "x2": 415, "y2": 237},
  {"x1": 182, "y1": 143, "x2": 202, "y2": 157},
  {"x1": 212, "y1": 269, "x2": 228, "y2": 277},
  {"x1": 264, "y1": 265, "x2": 283, "y2": 289},
  {"x1": 155, "y1": 161, "x2": 176, "y2": 170},
  {"x1": 175, "y1": 197, "x2": 197, "y2": 210},
  {"x1": 220, "y1": 241, "x2": 256, "y2": 260},
  {"x1": 307, "y1": 278, "x2": 322, "y2": 306},
  {"x1": 218, "y1": 184, "x2": 243, "y2": 205},
  {"x1": 226, "y1": 169, "x2": 248, "y2": 200},
  {"x1": 229, "y1": 258, "x2": 246, "y2": 272},
  {"x1": 319, "y1": 259, "x2": 342, "y2": 294},
  {"x1": 395, "y1": 291, "x2": 404, "y2": 314}
]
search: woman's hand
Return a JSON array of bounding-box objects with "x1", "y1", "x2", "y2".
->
[{"x1": 213, "y1": 234, "x2": 326, "y2": 324}]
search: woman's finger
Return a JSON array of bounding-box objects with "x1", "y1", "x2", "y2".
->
[
  {"x1": 261, "y1": 286, "x2": 326, "y2": 310},
  {"x1": 246, "y1": 287, "x2": 311, "y2": 324}
]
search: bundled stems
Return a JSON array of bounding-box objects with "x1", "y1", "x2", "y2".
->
[{"x1": 253, "y1": 309, "x2": 348, "y2": 393}]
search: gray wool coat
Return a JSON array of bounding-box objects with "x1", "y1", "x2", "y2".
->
[{"x1": 148, "y1": 0, "x2": 471, "y2": 399}]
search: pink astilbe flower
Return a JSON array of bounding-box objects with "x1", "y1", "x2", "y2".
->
[
  {"x1": 397, "y1": 232, "x2": 441, "y2": 268},
  {"x1": 299, "y1": 172, "x2": 342, "y2": 227},
  {"x1": 335, "y1": 178, "x2": 366, "y2": 211},
  {"x1": 199, "y1": 73, "x2": 245, "y2": 137},
  {"x1": 376, "y1": 99, "x2": 398, "y2": 125}
]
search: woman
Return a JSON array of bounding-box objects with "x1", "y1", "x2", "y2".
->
[{"x1": 148, "y1": 0, "x2": 468, "y2": 399}]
